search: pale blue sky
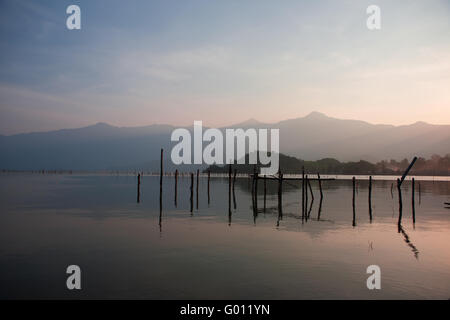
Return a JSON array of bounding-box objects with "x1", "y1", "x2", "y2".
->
[{"x1": 1, "y1": 0, "x2": 449, "y2": 134}]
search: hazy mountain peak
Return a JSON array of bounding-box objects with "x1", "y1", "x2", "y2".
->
[
  {"x1": 92, "y1": 122, "x2": 115, "y2": 128},
  {"x1": 412, "y1": 120, "x2": 430, "y2": 126},
  {"x1": 230, "y1": 118, "x2": 264, "y2": 127},
  {"x1": 77, "y1": 122, "x2": 119, "y2": 133},
  {"x1": 304, "y1": 111, "x2": 328, "y2": 119}
]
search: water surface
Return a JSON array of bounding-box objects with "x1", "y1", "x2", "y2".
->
[{"x1": 0, "y1": 173, "x2": 449, "y2": 299}]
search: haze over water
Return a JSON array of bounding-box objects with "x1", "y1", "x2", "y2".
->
[{"x1": 0, "y1": 173, "x2": 449, "y2": 299}]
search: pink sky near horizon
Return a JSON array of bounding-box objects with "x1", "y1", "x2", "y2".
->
[{"x1": 1, "y1": 0, "x2": 449, "y2": 135}]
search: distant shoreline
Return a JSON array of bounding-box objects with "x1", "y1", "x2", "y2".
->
[{"x1": 1, "y1": 170, "x2": 449, "y2": 181}]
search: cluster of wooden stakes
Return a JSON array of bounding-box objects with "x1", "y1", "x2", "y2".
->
[{"x1": 136, "y1": 150, "x2": 422, "y2": 233}]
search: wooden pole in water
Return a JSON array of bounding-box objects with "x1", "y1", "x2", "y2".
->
[
  {"x1": 207, "y1": 170, "x2": 211, "y2": 204},
  {"x1": 368, "y1": 175, "x2": 372, "y2": 222},
  {"x1": 160, "y1": 149, "x2": 163, "y2": 217},
  {"x1": 137, "y1": 173, "x2": 141, "y2": 203},
  {"x1": 352, "y1": 176, "x2": 356, "y2": 226},
  {"x1": 412, "y1": 177, "x2": 416, "y2": 224},
  {"x1": 190, "y1": 172, "x2": 194, "y2": 213},
  {"x1": 160, "y1": 149, "x2": 163, "y2": 187},
  {"x1": 263, "y1": 175, "x2": 267, "y2": 213},
  {"x1": 228, "y1": 164, "x2": 232, "y2": 218},
  {"x1": 307, "y1": 192, "x2": 314, "y2": 218},
  {"x1": 307, "y1": 177, "x2": 314, "y2": 201},
  {"x1": 278, "y1": 171, "x2": 283, "y2": 217},
  {"x1": 196, "y1": 169, "x2": 199, "y2": 210},
  {"x1": 399, "y1": 156, "x2": 418, "y2": 186},
  {"x1": 307, "y1": 176, "x2": 315, "y2": 218},
  {"x1": 254, "y1": 167, "x2": 258, "y2": 213},
  {"x1": 397, "y1": 178, "x2": 402, "y2": 225},
  {"x1": 396, "y1": 157, "x2": 418, "y2": 225},
  {"x1": 159, "y1": 174, "x2": 162, "y2": 233},
  {"x1": 317, "y1": 173, "x2": 323, "y2": 200},
  {"x1": 251, "y1": 165, "x2": 256, "y2": 217},
  {"x1": 233, "y1": 169, "x2": 237, "y2": 209},
  {"x1": 251, "y1": 174, "x2": 255, "y2": 211},
  {"x1": 302, "y1": 167, "x2": 305, "y2": 218},
  {"x1": 305, "y1": 174, "x2": 308, "y2": 219},
  {"x1": 174, "y1": 169, "x2": 178, "y2": 207},
  {"x1": 317, "y1": 173, "x2": 323, "y2": 220}
]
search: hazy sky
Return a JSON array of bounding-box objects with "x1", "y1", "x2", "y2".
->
[{"x1": 1, "y1": 0, "x2": 449, "y2": 134}]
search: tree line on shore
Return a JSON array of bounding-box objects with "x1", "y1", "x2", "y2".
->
[{"x1": 207, "y1": 153, "x2": 450, "y2": 176}]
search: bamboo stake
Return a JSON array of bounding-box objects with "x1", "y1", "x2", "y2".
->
[
  {"x1": 307, "y1": 177, "x2": 314, "y2": 201},
  {"x1": 228, "y1": 164, "x2": 232, "y2": 223},
  {"x1": 174, "y1": 169, "x2": 178, "y2": 207},
  {"x1": 305, "y1": 174, "x2": 308, "y2": 221},
  {"x1": 263, "y1": 175, "x2": 267, "y2": 213},
  {"x1": 190, "y1": 172, "x2": 194, "y2": 213},
  {"x1": 137, "y1": 173, "x2": 141, "y2": 203},
  {"x1": 317, "y1": 173, "x2": 323, "y2": 200},
  {"x1": 160, "y1": 149, "x2": 163, "y2": 187},
  {"x1": 254, "y1": 167, "x2": 258, "y2": 215},
  {"x1": 397, "y1": 178, "x2": 402, "y2": 226},
  {"x1": 233, "y1": 169, "x2": 237, "y2": 210},
  {"x1": 368, "y1": 175, "x2": 372, "y2": 222},
  {"x1": 412, "y1": 178, "x2": 415, "y2": 224},
  {"x1": 399, "y1": 157, "x2": 418, "y2": 186},
  {"x1": 352, "y1": 176, "x2": 356, "y2": 227},
  {"x1": 196, "y1": 169, "x2": 199, "y2": 210},
  {"x1": 207, "y1": 170, "x2": 210, "y2": 204},
  {"x1": 278, "y1": 172, "x2": 283, "y2": 218},
  {"x1": 159, "y1": 150, "x2": 163, "y2": 230},
  {"x1": 302, "y1": 167, "x2": 305, "y2": 218},
  {"x1": 317, "y1": 173, "x2": 323, "y2": 221}
]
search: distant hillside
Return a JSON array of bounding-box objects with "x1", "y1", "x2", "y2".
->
[
  {"x1": 0, "y1": 112, "x2": 449, "y2": 171},
  {"x1": 0, "y1": 122, "x2": 175, "y2": 171},
  {"x1": 241, "y1": 112, "x2": 450, "y2": 162}
]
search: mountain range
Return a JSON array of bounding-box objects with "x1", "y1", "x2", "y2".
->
[{"x1": 1, "y1": 112, "x2": 449, "y2": 171}]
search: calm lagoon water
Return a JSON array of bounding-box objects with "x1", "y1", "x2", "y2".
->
[{"x1": 0, "y1": 173, "x2": 449, "y2": 299}]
